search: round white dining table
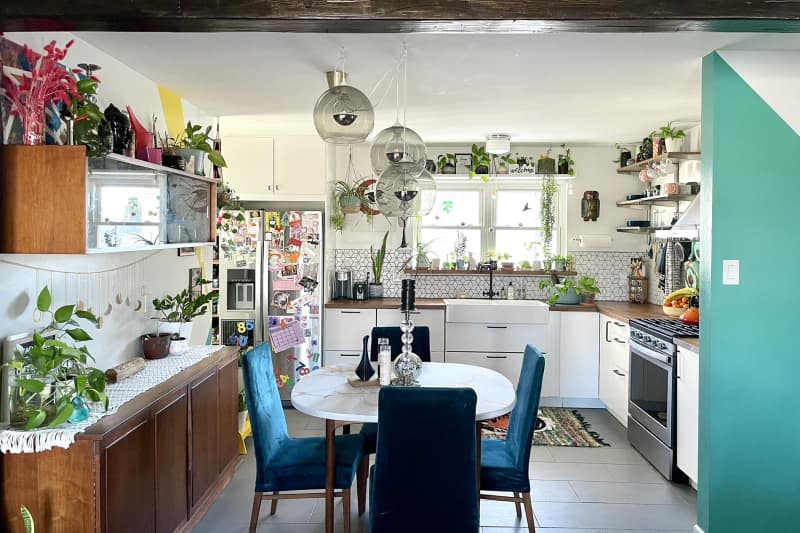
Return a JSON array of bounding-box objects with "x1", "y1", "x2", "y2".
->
[{"x1": 291, "y1": 362, "x2": 517, "y2": 533}]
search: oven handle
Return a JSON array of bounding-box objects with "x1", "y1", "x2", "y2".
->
[{"x1": 630, "y1": 340, "x2": 672, "y2": 367}]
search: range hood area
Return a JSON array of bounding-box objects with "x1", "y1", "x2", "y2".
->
[{"x1": 655, "y1": 196, "x2": 700, "y2": 239}]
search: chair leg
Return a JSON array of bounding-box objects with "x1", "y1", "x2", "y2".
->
[
  {"x1": 356, "y1": 455, "x2": 369, "y2": 516},
  {"x1": 514, "y1": 492, "x2": 522, "y2": 517},
  {"x1": 249, "y1": 493, "x2": 262, "y2": 533},
  {"x1": 342, "y1": 488, "x2": 352, "y2": 533},
  {"x1": 270, "y1": 491, "x2": 278, "y2": 515},
  {"x1": 522, "y1": 491, "x2": 535, "y2": 532}
]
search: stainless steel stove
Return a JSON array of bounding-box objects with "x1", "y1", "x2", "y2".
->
[{"x1": 627, "y1": 318, "x2": 698, "y2": 480}]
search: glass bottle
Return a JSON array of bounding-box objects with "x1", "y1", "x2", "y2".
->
[
  {"x1": 507, "y1": 281, "x2": 515, "y2": 300},
  {"x1": 378, "y1": 337, "x2": 392, "y2": 385}
]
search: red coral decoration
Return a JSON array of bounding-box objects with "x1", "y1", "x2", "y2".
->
[{"x1": 1, "y1": 38, "x2": 79, "y2": 144}]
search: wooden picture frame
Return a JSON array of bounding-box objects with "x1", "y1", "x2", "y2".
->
[
  {"x1": 177, "y1": 247, "x2": 196, "y2": 256},
  {"x1": 454, "y1": 153, "x2": 471, "y2": 175}
]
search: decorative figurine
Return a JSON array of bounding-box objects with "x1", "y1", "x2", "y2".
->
[
  {"x1": 104, "y1": 103, "x2": 132, "y2": 155},
  {"x1": 581, "y1": 191, "x2": 600, "y2": 221}
]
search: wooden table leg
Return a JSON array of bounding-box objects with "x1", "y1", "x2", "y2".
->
[
  {"x1": 476, "y1": 421, "x2": 482, "y2": 504},
  {"x1": 325, "y1": 419, "x2": 335, "y2": 533}
]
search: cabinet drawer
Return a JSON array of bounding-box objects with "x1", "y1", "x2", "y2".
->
[
  {"x1": 611, "y1": 338, "x2": 629, "y2": 371},
  {"x1": 377, "y1": 308, "x2": 444, "y2": 352},
  {"x1": 323, "y1": 349, "x2": 364, "y2": 369},
  {"x1": 324, "y1": 309, "x2": 376, "y2": 350},
  {"x1": 445, "y1": 323, "x2": 547, "y2": 353},
  {"x1": 608, "y1": 365, "x2": 629, "y2": 427},
  {"x1": 445, "y1": 351, "x2": 522, "y2": 387}
]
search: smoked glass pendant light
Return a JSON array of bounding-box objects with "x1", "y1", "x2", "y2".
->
[{"x1": 313, "y1": 58, "x2": 374, "y2": 144}]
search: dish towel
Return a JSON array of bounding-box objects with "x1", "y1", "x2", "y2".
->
[
  {"x1": 664, "y1": 238, "x2": 685, "y2": 296},
  {"x1": 0, "y1": 345, "x2": 221, "y2": 454}
]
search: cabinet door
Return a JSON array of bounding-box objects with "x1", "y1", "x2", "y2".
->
[
  {"x1": 445, "y1": 351, "x2": 522, "y2": 387},
  {"x1": 377, "y1": 308, "x2": 445, "y2": 352},
  {"x1": 155, "y1": 390, "x2": 188, "y2": 533},
  {"x1": 559, "y1": 312, "x2": 600, "y2": 400},
  {"x1": 273, "y1": 136, "x2": 326, "y2": 197},
  {"x1": 223, "y1": 137, "x2": 275, "y2": 200},
  {"x1": 217, "y1": 358, "x2": 240, "y2": 473},
  {"x1": 610, "y1": 319, "x2": 630, "y2": 371},
  {"x1": 324, "y1": 349, "x2": 363, "y2": 369},
  {"x1": 599, "y1": 319, "x2": 615, "y2": 410},
  {"x1": 191, "y1": 369, "x2": 219, "y2": 509},
  {"x1": 324, "y1": 309, "x2": 376, "y2": 351},
  {"x1": 677, "y1": 348, "x2": 699, "y2": 483},
  {"x1": 105, "y1": 419, "x2": 156, "y2": 533}
]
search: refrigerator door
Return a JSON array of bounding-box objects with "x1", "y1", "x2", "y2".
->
[{"x1": 262, "y1": 211, "x2": 324, "y2": 401}]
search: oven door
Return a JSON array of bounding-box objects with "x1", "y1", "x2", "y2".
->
[{"x1": 628, "y1": 340, "x2": 674, "y2": 447}]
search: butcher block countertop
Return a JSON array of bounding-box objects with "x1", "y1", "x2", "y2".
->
[
  {"x1": 325, "y1": 298, "x2": 447, "y2": 310},
  {"x1": 595, "y1": 301, "x2": 666, "y2": 323},
  {"x1": 675, "y1": 337, "x2": 700, "y2": 351}
]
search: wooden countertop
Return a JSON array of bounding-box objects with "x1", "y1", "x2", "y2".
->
[
  {"x1": 595, "y1": 301, "x2": 666, "y2": 323},
  {"x1": 325, "y1": 298, "x2": 447, "y2": 310},
  {"x1": 675, "y1": 337, "x2": 699, "y2": 351},
  {"x1": 549, "y1": 303, "x2": 598, "y2": 312}
]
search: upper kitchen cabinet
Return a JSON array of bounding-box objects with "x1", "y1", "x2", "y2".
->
[
  {"x1": 223, "y1": 135, "x2": 325, "y2": 201},
  {"x1": 0, "y1": 145, "x2": 216, "y2": 254}
]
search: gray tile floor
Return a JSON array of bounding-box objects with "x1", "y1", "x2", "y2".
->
[{"x1": 194, "y1": 409, "x2": 696, "y2": 533}]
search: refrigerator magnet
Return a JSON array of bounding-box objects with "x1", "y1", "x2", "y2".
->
[{"x1": 268, "y1": 251, "x2": 284, "y2": 271}]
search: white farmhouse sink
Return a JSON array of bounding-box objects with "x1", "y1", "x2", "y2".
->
[{"x1": 444, "y1": 298, "x2": 549, "y2": 324}]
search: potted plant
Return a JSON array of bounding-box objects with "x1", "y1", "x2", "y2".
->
[
  {"x1": 335, "y1": 178, "x2": 366, "y2": 214},
  {"x1": 68, "y1": 66, "x2": 111, "y2": 156},
  {"x1": 437, "y1": 153, "x2": 456, "y2": 174},
  {"x1": 542, "y1": 256, "x2": 553, "y2": 271},
  {"x1": 659, "y1": 121, "x2": 686, "y2": 153},
  {"x1": 499, "y1": 252, "x2": 514, "y2": 271},
  {"x1": 576, "y1": 276, "x2": 601, "y2": 303},
  {"x1": 413, "y1": 239, "x2": 437, "y2": 270},
  {"x1": 557, "y1": 144, "x2": 575, "y2": 176},
  {"x1": 238, "y1": 390, "x2": 248, "y2": 432},
  {"x1": 539, "y1": 276, "x2": 601, "y2": 306},
  {"x1": 494, "y1": 153, "x2": 515, "y2": 175},
  {"x1": 168, "y1": 121, "x2": 227, "y2": 176},
  {"x1": 454, "y1": 231, "x2": 468, "y2": 269},
  {"x1": 552, "y1": 255, "x2": 567, "y2": 271},
  {"x1": 468, "y1": 143, "x2": 491, "y2": 181},
  {"x1": 369, "y1": 231, "x2": 389, "y2": 298},
  {"x1": 536, "y1": 148, "x2": 556, "y2": 175},
  {"x1": 614, "y1": 143, "x2": 633, "y2": 167},
  {"x1": 152, "y1": 279, "x2": 219, "y2": 355},
  {"x1": 565, "y1": 254, "x2": 576, "y2": 271},
  {"x1": 519, "y1": 260, "x2": 532, "y2": 271},
  {"x1": 2, "y1": 287, "x2": 108, "y2": 430},
  {"x1": 540, "y1": 170, "x2": 558, "y2": 258}
]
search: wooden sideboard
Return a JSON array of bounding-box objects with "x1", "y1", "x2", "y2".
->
[{"x1": 0, "y1": 346, "x2": 240, "y2": 533}]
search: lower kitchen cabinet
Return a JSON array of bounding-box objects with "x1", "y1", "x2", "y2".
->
[
  {"x1": 446, "y1": 352, "x2": 523, "y2": 387},
  {"x1": 0, "y1": 347, "x2": 240, "y2": 533},
  {"x1": 676, "y1": 346, "x2": 699, "y2": 484},
  {"x1": 558, "y1": 312, "x2": 601, "y2": 405},
  {"x1": 599, "y1": 313, "x2": 630, "y2": 426},
  {"x1": 377, "y1": 308, "x2": 445, "y2": 353}
]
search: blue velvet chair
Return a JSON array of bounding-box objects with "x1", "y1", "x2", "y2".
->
[
  {"x1": 479, "y1": 344, "x2": 546, "y2": 532},
  {"x1": 242, "y1": 342, "x2": 365, "y2": 533},
  {"x1": 369, "y1": 386, "x2": 479, "y2": 533}
]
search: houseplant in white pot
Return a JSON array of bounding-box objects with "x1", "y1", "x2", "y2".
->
[
  {"x1": 152, "y1": 279, "x2": 218, "y2": 355},
  {"x1": 659, "y1": 121, "x2": 686, "y2": 153},
  {"x1": 170, "y1": 121, "x2": 227, "y2": 176}
]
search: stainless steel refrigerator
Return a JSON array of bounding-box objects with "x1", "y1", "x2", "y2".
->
[{"x1": 217, "y1": 209, "x2": 324, "y2": 401}]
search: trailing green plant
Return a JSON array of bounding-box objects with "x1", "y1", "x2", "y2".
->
[
  {"x1": 436, "y1": 153, "x2": 456, "y2": 172},
  {"x1": 170, "y1": 121, "x2": 227, "y2": 167},
  {"x1": 238, "y1": 390, "x2": 247, "y2": 412},
  {"x1": 468, "y1": 143, "x2": 491, "y2": 183},
  {"x1": 330, "y1": 210, "x2": 346, "y2": 233},
  {"x1": 539, "y1": 276, "x2": 601, "y2": 306},
  {"x1": 217, "y1": 179, "x2": 241, "y2": 210},
  {"x1": 2, "y1": 287, "x2": 108, "y2": 430},
  {"x1": 152, "y1": 279, "x2": 219, "y2": 326},
  {"x1": 334, "y1": 179, "x2": 367, "y2": 210},
  {"x1": 519, "y1": 260, "x2": 532, "y2": 269},
  {"x1": 371, "y1": 231, "x2": 389, "y2": 285},
  {"x1": 540, "y1": 172, "x2": 558, "y2": 257},
  {"x1": 20, "y1": 505, "x2": 34, "y2": 533},
  {"x1": 68, "y1": 68, "x2": 110, "y2": 156},
  {"x1": 657, "y1": 121, "x2": 686, "y2": 140},
  {"x1": 558, "y1": 143, "x2": 575, "y2": 176}
]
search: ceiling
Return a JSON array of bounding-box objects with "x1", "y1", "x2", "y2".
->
[{"x1": 76, "y1": 32, "x2": 800, "y2": 143}]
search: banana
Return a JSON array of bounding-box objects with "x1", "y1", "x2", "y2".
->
[{"x1": 664, "y1": 287, "x2": 698, "y2": 303}]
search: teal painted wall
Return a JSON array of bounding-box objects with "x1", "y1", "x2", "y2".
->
[{"x1": 699, "y1": 52, "x2": 800, "y2": 532}]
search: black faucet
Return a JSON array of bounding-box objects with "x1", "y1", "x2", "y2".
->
[{"x1": 479, "y1": 261, "x2": 499, "y2": 299}]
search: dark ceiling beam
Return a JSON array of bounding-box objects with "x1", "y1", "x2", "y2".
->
[{"x1": 2, "y1": 0, "x2": 800, "y2": 32}]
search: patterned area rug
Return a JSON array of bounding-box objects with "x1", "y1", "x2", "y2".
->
[{"x1": 481, "y1": 407, "x2": 610, "y2": 447}]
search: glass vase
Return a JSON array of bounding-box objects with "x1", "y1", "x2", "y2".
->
[
  {"x1": 392, "y1": 318, "x2": 422, "y2": 386},
  {"x1": 20, "y1": 100, "x2": 46, "y2": 145}
]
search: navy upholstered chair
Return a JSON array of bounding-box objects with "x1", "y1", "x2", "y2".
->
[
  {"x1": 369, "y1": 387, "x2": 479, "y2": 533},
  {"x1": 242, "y1": 343, "x2": 365, "y2": 533},
  {"x1": 479, "y1": 344, "x2": 546, "y2": 532}
]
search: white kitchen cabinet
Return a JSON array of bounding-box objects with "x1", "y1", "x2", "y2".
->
[
  {"x1": 223, "y1": 135, "x2": 325, "y2": 201},
  {"x1": 446, "y1": 352, "x2": 522, "y2": 387},
  {"x1": 558, "y1": 312, "x2": 601, "y2": 407},
  {"x1": 677, "y1": 346, "x2": 699, "y2": 485},
  {"x1": 599, "y1": 313, "x2": 630, "y2": 426},
  {"x1": 323, "y1": 308, "x2": 377, "y2": 352},
  {"x1": 376, "y1": 308, "x2": 445, "y2": 353},
  {"x1": 540, "y1": 311, "x2": 562, "y2": 406},
  {"x1": 323, "y1": 349, "x2": 365, "y2": 368}
]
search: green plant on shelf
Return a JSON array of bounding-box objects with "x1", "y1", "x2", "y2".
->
[
  {"x1": 468, "y1": 143, "x2": 491, "y2": 183},
  {"x1": 437, "y1": 153, "x2": 456, "y2": 173},
  {"x1": 371, "y1": 231, "x2": 389, "y2": 285},
  {"x1": 169, "y1": 121, "x2": 227, "y2": 168},
  {"x1": 657, "y1": 121, "x2": 686, "y2": 140},
  {"x1": 539, "y1": 275, "x2": 601, "y2": 306}
]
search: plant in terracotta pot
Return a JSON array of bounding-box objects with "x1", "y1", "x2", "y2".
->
[
  {"x1": 151, "y1": 279, "x2": 218, "y2": 355},
  {"x1": 169, "y1": 121, "x2": 227, "y2": 176},
  {"x1": 369, "y1": 231, "x2": 389, "y2": 298},
  {"x1": 2, "y1": 287, "x2": 108, "y2": 430}
]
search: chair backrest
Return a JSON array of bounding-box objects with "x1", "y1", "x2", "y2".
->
[
  {"x1": 505, "y1": 344, "x2": 546, "y2": 471},
  {"x1": 369, "y1": 326, "x2": 431, "y2": 362},
  {"x1": 370, "y1": 386, "x2": 478, "y2": 533},
  {"x1": 242, "y1": 343, "x2": 289, "y2": 470}
]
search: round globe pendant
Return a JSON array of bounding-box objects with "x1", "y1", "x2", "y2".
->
[
  {"x1": 375, "y1": 166, "x2": 437, "y2": 217},
  {"x1": 370, "y1": 124, "x2": 427, "y2": 176},
  {"x1": 313, "y1": 85, "x2": 375, "y2": 144}
]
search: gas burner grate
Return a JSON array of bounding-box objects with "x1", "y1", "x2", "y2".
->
[{"x1": 630, "y1": 318, "x2": 699, "y2": 338}]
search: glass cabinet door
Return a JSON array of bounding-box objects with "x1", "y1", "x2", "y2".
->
[{"x1": 165, "y1": 174, "x2": 211, "y2": 244}]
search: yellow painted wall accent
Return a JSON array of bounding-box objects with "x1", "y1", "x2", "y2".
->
[{"x1": 158, "y1": 85, "x2": 185, "y2": 139}]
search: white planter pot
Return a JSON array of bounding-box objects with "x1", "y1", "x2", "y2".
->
[
  {"x1": 157, "y1": 321, "x2": 193, "y2": 341},
  {"x1": 665, "y1": 137, "x2": 684, "y2": 153},
  {"x1": 169, "y1": 337, "x2": 189, "y2": 355}
]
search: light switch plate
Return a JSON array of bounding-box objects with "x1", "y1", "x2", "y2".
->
[{"x1": 722, "y1": 259, "x2": 739, "y2": 285}]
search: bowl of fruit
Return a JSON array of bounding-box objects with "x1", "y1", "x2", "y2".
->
[{"x1": 662, "y1": 288, "x2": 698, "y2": 317}]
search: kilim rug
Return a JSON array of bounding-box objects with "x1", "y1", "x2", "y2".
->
[{"x1": 480, "y1": 407, "x2": 610, "y2": 447}]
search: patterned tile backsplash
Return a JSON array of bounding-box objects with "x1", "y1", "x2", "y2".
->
[{"x1": 334, "y1": 249, "x2": 648, "y2": 302}]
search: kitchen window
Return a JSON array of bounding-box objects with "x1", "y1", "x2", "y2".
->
[{"x1": 418, "y1": 179, "x2": 566, "y2": 264}]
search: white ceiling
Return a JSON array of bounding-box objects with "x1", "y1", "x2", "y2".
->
[{"x1": 76, "y1": 32, "x2": 800, "y2": 143}]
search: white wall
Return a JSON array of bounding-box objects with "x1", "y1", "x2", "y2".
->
[{"x1": 0, "y1": 33, "x2": 215, "y2": 370}]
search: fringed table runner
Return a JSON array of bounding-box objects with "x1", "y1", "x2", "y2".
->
[{"x1": 0, "y1": 345, "x2": 222, "y2": 454}]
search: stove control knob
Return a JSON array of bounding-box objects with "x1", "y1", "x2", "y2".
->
[
  {"x1": 644, "y1": 335, "x2": 651, "y2": 343},
  {"x1": 660, "y1": 342, "x2": 668, "y2": 350}
]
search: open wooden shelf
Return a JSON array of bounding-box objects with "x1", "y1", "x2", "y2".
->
[
  {"x1": 616, "y1": 193, "x2": 697, "y2": 208},
  {"x1": 404, "y1": 268, "x2": 578, "y2": 277},
  {"x1": 616, "y1": 152, "x2": 701, "y2": 174},
  {"x1": 616, "y1": 226, "x2": 673, "y2": 234}
]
